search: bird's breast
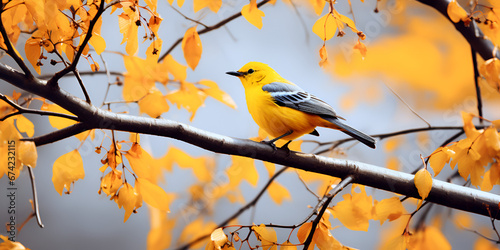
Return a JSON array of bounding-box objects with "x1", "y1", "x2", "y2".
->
[{"x1": 244, "y1": 88, "x2": 320, "y2": 140}]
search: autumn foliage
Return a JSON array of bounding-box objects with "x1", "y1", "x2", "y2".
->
[{"x1": 1, "y1": 0, "x2": 500, "y2": 249}]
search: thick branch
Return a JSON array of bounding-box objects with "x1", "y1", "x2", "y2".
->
[
  {"x1": 1, "y1": 62, "x2": 499, "y2": 220},
  {"x1": 416, "y1": 0, "x2": 499, "y2": 61}
]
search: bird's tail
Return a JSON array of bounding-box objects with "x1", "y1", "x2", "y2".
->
[{"x1": 322, "y1": 116, "x2": 376, "y2": 149}]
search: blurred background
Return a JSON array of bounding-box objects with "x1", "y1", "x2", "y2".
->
[{"x1": 1, "y1": 0, "x2": 499, "y2": 249}]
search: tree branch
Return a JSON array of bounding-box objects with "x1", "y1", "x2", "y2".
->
[
  {"x1": 1, "y1": 62, "x2": 499, "y2": 220},
  {"x1": 0, "y1": 93, "x2": 80, "y2": 122},
  {"x1": 158, "y1": 0, "x2": 271, "y2": 61},
  {"x1": 416, "y1": 0, "x2": 499, "y2": 61}
]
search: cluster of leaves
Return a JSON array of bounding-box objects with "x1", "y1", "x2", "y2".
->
[{"x1": 429, "y1": 112, "x2": 500, "y2": 190}]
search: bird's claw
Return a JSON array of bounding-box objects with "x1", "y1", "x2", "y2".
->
[{"x1": 261, "y1": 140, "x2": 278, "y2": 151}]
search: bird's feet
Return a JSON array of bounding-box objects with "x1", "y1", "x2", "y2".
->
[
  {"x1": 260, "y1": 140, "x2": 292, "y2": 156},
  {"x1": 261, "y1": 140, "x2": 278, "y2": 151}
]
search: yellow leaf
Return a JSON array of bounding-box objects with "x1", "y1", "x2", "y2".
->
[
  {"x1": 262, "y1": 161, "x2": 275, "y2": 178},
  {"x1": 280, "y1": 240, "x2": 297, "y2": 250},
  {"x1": 89, "y1": 32, "x2": 106, "y2": 55},
  {"x1": 373, "y1": 197, "x2": 404, "y2": 224},
  {"x1": 207, "y1": 228, "x2": 228, "y2": 250},
  {"x1": 297, "y1": 222, "x2": 312, "y2": 244},
  {"x1": 165, "y1": 81, "x2": 207, "y2": 121},
  {"x1": 147, "y1": 206, "x2": 176, "y2": 250},
  {"x1": 474, "y1": 235, "x2": 499, "y2": 250},
  {"x1": 241, "y1": 0, "x2": 265, "y2": 29},
  {"x1": 312, "y1": 14, "x2": 337, "y2": 41},
  {"x1": 268, "y1": 181, "x2": 291, "y2": 205},
  {"x1": 0, "y1": 235, "x2": 29, "y2": 250},
  {"x1": 309, "y1": 0, "x2": 325, "y2": 16},
  {"x1": 52, "y1": 150, "x2": 85, "y2": 195},
  {"x1": 25, "y1": 38, "x2": 41, "y2": 74},
  {"x1": 138, "y1": 88, "x2": 169, "y2": 118},
  {"x1": 160, "y1": 146, "x2": 214, "y2": 182},
  {"x1": 227, "y1": 156, "x2": 259, "y2": 188},
  {"x1": 251, "y1": 224, "x2": 277, "y2": 250},
  {"x1": 162, "y1": 54, "x2": 187, "y2": 81},
  {"x1": 428, "y1": 146, "x2": 454, "y2": 176},
  {"x1": 124, "y1": 143, "x2": 162, "y2": 183},
  {"x1": 414, "y1": 168, "x2": 432, "y2": 207},
  {"x1": 182, "y1": 26, "x2": 203, "y2": 70},
  {"x1": 116, "y1": 182, "x2": 142, "y2": 222},
  {"x1": 41, "y1": 103, "x2": 87, "y2": 141},
  {"x1": 319, "y1": 45, "x2": 328, "y2": 67},
  {"x1": 99, "y1": 170, "x2": 123, "y2": 196},
  {"x1": 479, "y1": 58, "x2": 500, "y2": 91},
  {"x1": 194, "y1": 0, "x2": 222, "y2": 13},
  {"x1": 136, "y1": 177, "x2": 171, "y2": 211},
  {"x1": 180, "y1": 218, "x2": 217, "y2": 249},
  {"x1": 198, "y1": 79, "x2": 237, "y2": 109},
  {"x1": 15, "y1": 115, "x2": 34, "y2": 137},
  {"x1": 353, "y1": 40, "x2": 367, "y2": 58},
  {"x1": 126, "y1": 21, "x2": 139, "y2": 55},
  {"x1": 453, "y1": 211, "x2": 473, "y2": 229},
  {"x1": 331, "y1": 185, "x2": 372, "y2": 231},
  {"x1": 447, "y1": 0, "x2": 468, "y2": 23},
  {"x1": 408, "y1": 226, "x2": 451, "y2": 250},
  {"x1": 18, "y1": 141, "x2": 37, "y2": 168}
]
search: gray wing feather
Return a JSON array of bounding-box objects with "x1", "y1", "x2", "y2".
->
[{"x1": 262, "y1": 82, "x2": 338, "y2": 117}]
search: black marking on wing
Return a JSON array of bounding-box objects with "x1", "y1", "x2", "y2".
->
[
  {"x1": 309, "y1": 129, "x2": 320, "y2": 136},
  {"x1": 262, "y1": 82, "x2": 339, "y2": 118}
]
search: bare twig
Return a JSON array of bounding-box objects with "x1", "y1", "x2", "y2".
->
[
  {"x1": 27, "y1": 166, "x2": 44, "y2": 228},
  {"x1": 159, "y1": 0, "x2": 271, "y2": 61},
  {"x1": 0, "y1": 93, "x2": 79, "y2": 122},
  {"x1": 471, "y1": 45, "x2": 483, "y2": 124},
  {"x1": 72, "y1": 68, "x2": 91, "y2": 104},
  {"x1": 303, "y1": 176, "x2": 354, "y2": 249},
  {"x1": 384, "y1": 82, "x2": 430, "y2": 127},
  {"x1": 170, "y1": 5, "x2": 209, "y2": 28}
]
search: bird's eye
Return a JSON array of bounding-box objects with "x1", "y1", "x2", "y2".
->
[{"x1": 247, "y1": 69, "x2": 255, "y2": 74}]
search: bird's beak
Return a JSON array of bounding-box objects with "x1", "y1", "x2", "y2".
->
[{"x1": 226, "y1": 71, "x2": 245, "y2": 77}]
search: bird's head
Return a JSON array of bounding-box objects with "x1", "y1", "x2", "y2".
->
[{"x1": 226, "y1": 62, "x2": 281, "y2": 86}]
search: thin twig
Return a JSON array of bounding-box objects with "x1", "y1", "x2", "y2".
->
[
  {"x1": 471, "y1": 45, "x2": 483, "y2": 124},
  {"x1": 72, "y1": 68, "x2": 91, "y2": 104},
  {"x1": 384, "y1": 82, "x2": 430, "y2": 127},
  {"x1": 170, "y1": 5, "x2": 209, "y2": 28},
  {"x1": 159, "y1": 0, "x2": 271, "y2": 61},
  {"x1": 27, "y1": 166, "x2": 44, "y2": 228},
  {"x1": 295, "y1": 169, "x2": 321, "y2": 200},
  {"x1": 303, "y1": 176, "x2": 354, "y2": 249},
  {"x1": 0, "y1": 93, "x2": 79, "y2": 121},
  {"x1": 314, "y1": 125, "x2": 471, "y2": 155}
]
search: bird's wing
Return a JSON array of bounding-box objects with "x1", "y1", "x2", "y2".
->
[{"x1": 262, "y1": 82, "x2": 341, "y2": 118}]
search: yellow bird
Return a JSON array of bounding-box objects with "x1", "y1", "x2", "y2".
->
[{"x1": 227, "y1": 62, "x2": 376, "y2": 149}]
